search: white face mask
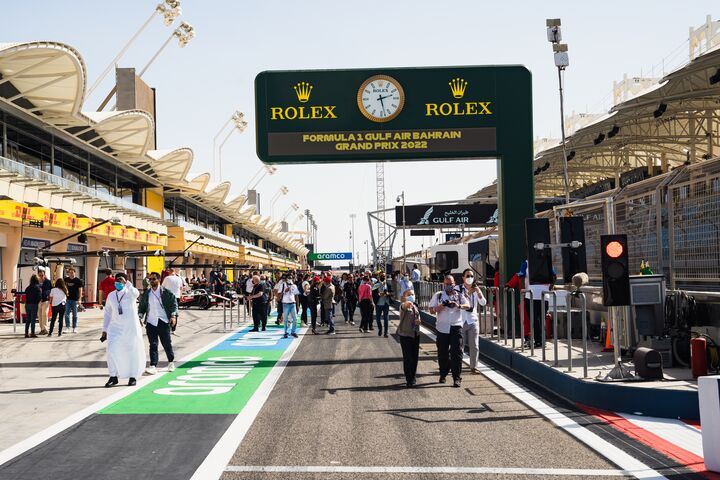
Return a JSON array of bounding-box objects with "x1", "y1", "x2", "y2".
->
[
  {"x1": 407, "y1": 295, "x2": 416, "y2": 303},
  {"x1": 464, "y1": 276, "x2": 474, "y2": 286}
]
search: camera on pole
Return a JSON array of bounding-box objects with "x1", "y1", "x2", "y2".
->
[{"x1": 600, "y1": 234, "x2": 631, "y2": 306}]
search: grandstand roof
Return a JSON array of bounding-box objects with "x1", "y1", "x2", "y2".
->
[{"x1": 0, "y1": 41, "x2": 307, "y2": 257}]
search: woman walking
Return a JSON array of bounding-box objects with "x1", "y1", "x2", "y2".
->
[
  {"x1": 398, "y1": 289, "x2": 421, "y2": 387},
  {"x1": 459, "y1": 268, "x2": 487, "y2": 374},
  {"x1": 358, "y1": 275, "x2": 374, "y2": 333},
  {"x1": 48, "y1": 278, "x2": 68, "y2": 336},
  {"x1": 24, "y1": 274, "x2": 42, "y2": 338}
]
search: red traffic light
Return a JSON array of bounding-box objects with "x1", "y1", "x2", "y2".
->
[{"x1": 605, "y1": 240, "x2": 624, "y2": 259}]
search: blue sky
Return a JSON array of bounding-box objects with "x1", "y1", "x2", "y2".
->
[{"x1": 3, "y1": 1, "x2": 717, "y2": 262}]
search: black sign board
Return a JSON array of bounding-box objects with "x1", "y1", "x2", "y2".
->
[
  {"x1": 28, "y1": 219, "x2": 44, "y2": 228},
  {"x1": 410, "y1": 229, "x2": 435, "y2": 236}
]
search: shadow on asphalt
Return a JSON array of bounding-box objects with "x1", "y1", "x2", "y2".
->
[{"x1": 0, "y1": 385, "x2": 106, "y2": 394}]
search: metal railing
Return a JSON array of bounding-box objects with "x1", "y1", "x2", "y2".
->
[{"x1": 409, "y1": 280, "x2": 593, "y2": 379}]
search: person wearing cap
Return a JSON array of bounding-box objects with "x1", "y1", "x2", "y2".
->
[
  {"x1": 36, "y1": 267, "x2": 52, "y2": 335},
  {"x1": 505, "y1": 261, "x2": 531, "y2": 345},
  {"x1": 100, "y1": 272, "x2": 145, "y2": 387},
  {"x1": 321, "y1": 276, "x2": 336, "y2": 334}
]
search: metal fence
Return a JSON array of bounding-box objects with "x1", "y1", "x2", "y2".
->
[{"x1": 540, "y1": 158, "x2": 720, "y2": 290}]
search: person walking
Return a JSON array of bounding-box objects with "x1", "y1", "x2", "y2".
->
[
  {"x1": 249, "y1": 275, "x2": 268, "y2": 332},
  {"x1": 308, "y1": 276, "x2": 321, "y2": 334},
  {"x1": 459, "y1": 268, "x2": 487, "y2": 375},
  {"x1": 24, "y1": 274, "x2": 42, "y2": 338},
  {"x1": 63, "y1": 267, "x2": 83, "y2": 333},
  {"x1": 398, "y1": 289, "x2": 421, "y2": 387},
  {"x1": 322, "y1": 276, "x2": 336, "y2": 335},
  {"x1": 429, "y1": 275, "x2": 469, "y2": 388},
  {"x1": 162, "y1": 267, "x2": 186, "y2": 333},
  {"x1": 374, "y1": 273, "x2": 391, "y2": 337},
  {"x1": 279, "y1": 276, "x2": 300, "y2": 339},
  {"x1": 343, "y1": 274, "x2": 358, "y2": 325},
  {"x1": 98, "y1": 269, "x2": 115, "y2": 308},
  {"x1": 37, "y1": 267, "x2": 52, "y2": 335},
  {"x1": 357, "y1": 275, "x2": 374, "y2": 333},
  {"x1": 138, "y1": 272, "x2": 178, "y2": 375},
  {"x1": 48, "y1": 278, "x2": 68, "y2": 336},
  {"x1": 340, "y1": 273, "x2": 350, "y2": 323},
  {"x1": 244, "y1": 271, "x2": 255, "y2": 316},
  {"x1": 100, "y1": 272, "x2": 145, "y2": 387},
  {"x1": 299, "y1": 274, "x2": 310, "y2": 326}
]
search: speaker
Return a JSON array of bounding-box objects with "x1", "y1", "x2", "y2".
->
[
  {"x1": 560, "y1": 217, "x2": 587, "y2": 283},
  {"x1": 525, "y1": 218, "x2": 553, "y2": 284},
  {"x1": 633, "y1": 347, "x2": 664, "y2": 380}
]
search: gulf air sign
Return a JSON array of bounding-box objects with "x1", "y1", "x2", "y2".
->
[{"x1": 308, "y1": 252, "x2": 352, "y2": 261}]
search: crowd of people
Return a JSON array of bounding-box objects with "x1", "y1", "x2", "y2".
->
[{"x1": 22, "y1": 261, "x2": 494, "y2": 391}]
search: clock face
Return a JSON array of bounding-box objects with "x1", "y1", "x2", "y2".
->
[{"x1": 357, "y1": 75, "x2": 405, "y2": 123}]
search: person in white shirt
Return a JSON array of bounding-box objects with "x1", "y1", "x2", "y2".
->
[
  {"x1": 429, "y1": 275, "x2": 470, "y2": 387},
  {"x1": 459, "y1": 268, "x2": 487, "y2": 374},
  {"x1": 161, "y1": 267, "x2": 185, "y2": 298},
  {"x1": 245, "y1": 272, "x2": 256, "y2": 315},
  {"x1": 398, "y1": 273, "x2": 413, "y2": 297},
  {"x1": 523, "y1": 260, "x2": 554, "y2": 348},
  {"x1": 411, "y1": 264, "x2": 422, "y2": 282},
  {"x1": 48, "y1": 278, "x2": 68, "y2": 337},
  {"x1": 100, "y1": 273, "x2": 146, "y2": 387},
  {"x1": 138, "y1": 272, "x2": 178, "y2": 375},
  {"x1": 277, "y1": 275, "x2": 300, "y2": 338}
]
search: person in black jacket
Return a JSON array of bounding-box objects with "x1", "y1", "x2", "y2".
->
[
  {"x1": 343, "y1": 274, "x2": 358, "y2": 325},
  {"x1": 308, "y1": 276, "x2": 321, "y2": 334},
  {"x1": 24, "y1": 274, "x2": 42, "y2": 338}
]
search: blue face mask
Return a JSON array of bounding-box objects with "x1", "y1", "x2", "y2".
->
[
  {"x1": 407, "y1": 295, "x2": 416, "y2": 304},
  {"x1": 115, "y1": 282, "x2": 124, "y2": 291}
]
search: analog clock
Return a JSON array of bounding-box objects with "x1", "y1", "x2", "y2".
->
[{"x1": 357, "y1": 75, "x2": 405, "y2": 123}]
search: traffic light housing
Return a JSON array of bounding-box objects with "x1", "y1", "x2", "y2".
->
[
  {"x1": 525, "y1": 218, "x2": 554, "y2": 284},
  {"x1": 600, "y1": 234, "x2": 630, "y2": 306},
  {"x1": 560, "y1": 216, "x2": 587, "y2": 283}
]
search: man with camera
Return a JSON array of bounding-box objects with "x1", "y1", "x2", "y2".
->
[{"x1": 429, "y1": 275, "x2": 470, "y2": 388}]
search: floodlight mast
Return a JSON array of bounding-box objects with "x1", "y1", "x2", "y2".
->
[{"x1": 546, "y1": 18, "x2": 571, "y2": 205}]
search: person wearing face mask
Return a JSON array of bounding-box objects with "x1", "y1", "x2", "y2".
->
[
  {"x1": 429, "y1": 275, "x2": 470, "y2": 387},
  {"x1": 100, "y1": 272, "x2": 145, "y2": 387},
  {"x1": 398, "y1": 272, "x2": 413, "y2": 298},
  {"x1": 398, "y1": 289, "x2": 421, "y2": 387},
  {"x1": 459, "y1": 268, "x2": 487, "y2": 374},
  {"x1": 138, "y1": 272, "x2": 179, "y2": 375}
]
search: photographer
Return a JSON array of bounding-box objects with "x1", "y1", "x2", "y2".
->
[
  {"x1": 429, "y1": 275, "x2": 470, "y2": 388},
  {"x1": 459, "y1": 268, "x2": 487, "y2": 374}
]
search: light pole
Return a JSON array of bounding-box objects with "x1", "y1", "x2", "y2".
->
[
  {"x1": 281, "y1": 203, "x2": 300, "y2": 221},
  {"x1": 349, "y1": 213, "x2": 356, "y2": 266},
  {"x1": 216, "y1": 111, "x2": 248, "y2": 180},
  {"x1": 244, "y1": 165, "x2": 277, "y2": 191},
  {"x1": 546, "y1": 18, "x2": 571, "y2": 204},
  {"x1": 270, "y1": 186, "x2": 289, "y2": 218},
  {"x1": 98, "y1": 21, "x2": 196, "y2": 111},
  {"x1": 364, "y1": 240, "x2": 369, "y2": 267},
  {"x1": 396, "y1": 192, "x2": 406, "y2": 274},
  {"x1": 87, "y1": 0, "x2": 181, "y2": 101}
]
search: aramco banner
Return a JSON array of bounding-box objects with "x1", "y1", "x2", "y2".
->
[{"x1": 308, "y1": 252, "x2": 352, "y2": 261}]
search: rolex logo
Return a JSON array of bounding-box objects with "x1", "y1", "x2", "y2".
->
[
  {"x1": 448, "y1": 78, "x2": 467, "y2": 99},
  {"x1": 294, "y1": 82, "x2": 313, "y2": 103}
]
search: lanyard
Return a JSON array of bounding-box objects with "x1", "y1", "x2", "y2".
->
[{"x1": 151, "y1": 288, "x2": 162, "y2": 303}]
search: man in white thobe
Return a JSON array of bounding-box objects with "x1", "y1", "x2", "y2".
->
[{"x1": 101, "y1": 272, "x2": 146, "y2": 387}]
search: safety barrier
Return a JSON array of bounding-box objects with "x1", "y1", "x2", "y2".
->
[{"x1": 211, "y1": 293, "x2": 236, "y2": 332}]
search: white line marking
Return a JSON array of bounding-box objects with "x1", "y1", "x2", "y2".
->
[
  {"x1": 0, "y1": 319, "x2": 251, "y2": 467},
  {"x1": 189, "y1": 327, "x2": 308, "y2": 480},
  {"x1": 416, "y1": 323, "x2": 667, "y2": 480},
  {"x1": 621, "y1": 413, "x2": 704, "y2": 458},
  {"x1": 225, "y1": 465, "x2": 632, "y2": 476}
]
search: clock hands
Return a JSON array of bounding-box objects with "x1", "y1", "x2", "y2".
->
[{"x1": 377, "y1": 94, "x2": 386, "y2": 115}]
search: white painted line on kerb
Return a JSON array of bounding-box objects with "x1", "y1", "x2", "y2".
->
[
  {"x1": 189, "y1": 327, "x2": 308, "y2": 480},
  {"x1": 0, "y1": 319, "x2": 251, "y2": 467},
  {"x1": 225, "y1": 465, "x2": 631, "y2": 476},
  {"x1": 416, "y1": 323, "x2": 667, "y2": 480}
]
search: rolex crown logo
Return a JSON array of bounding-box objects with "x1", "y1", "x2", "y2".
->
[
  {"x1": 448, "y1": 78, "x2": 468, "y2": 99},
  {"x1": 294, "y1": 82, "x2": 313, "y2": 103}
]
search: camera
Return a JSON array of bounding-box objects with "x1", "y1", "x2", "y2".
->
[{"x1": 442, "y1": 300, "x2": 458, "y2": 308}]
